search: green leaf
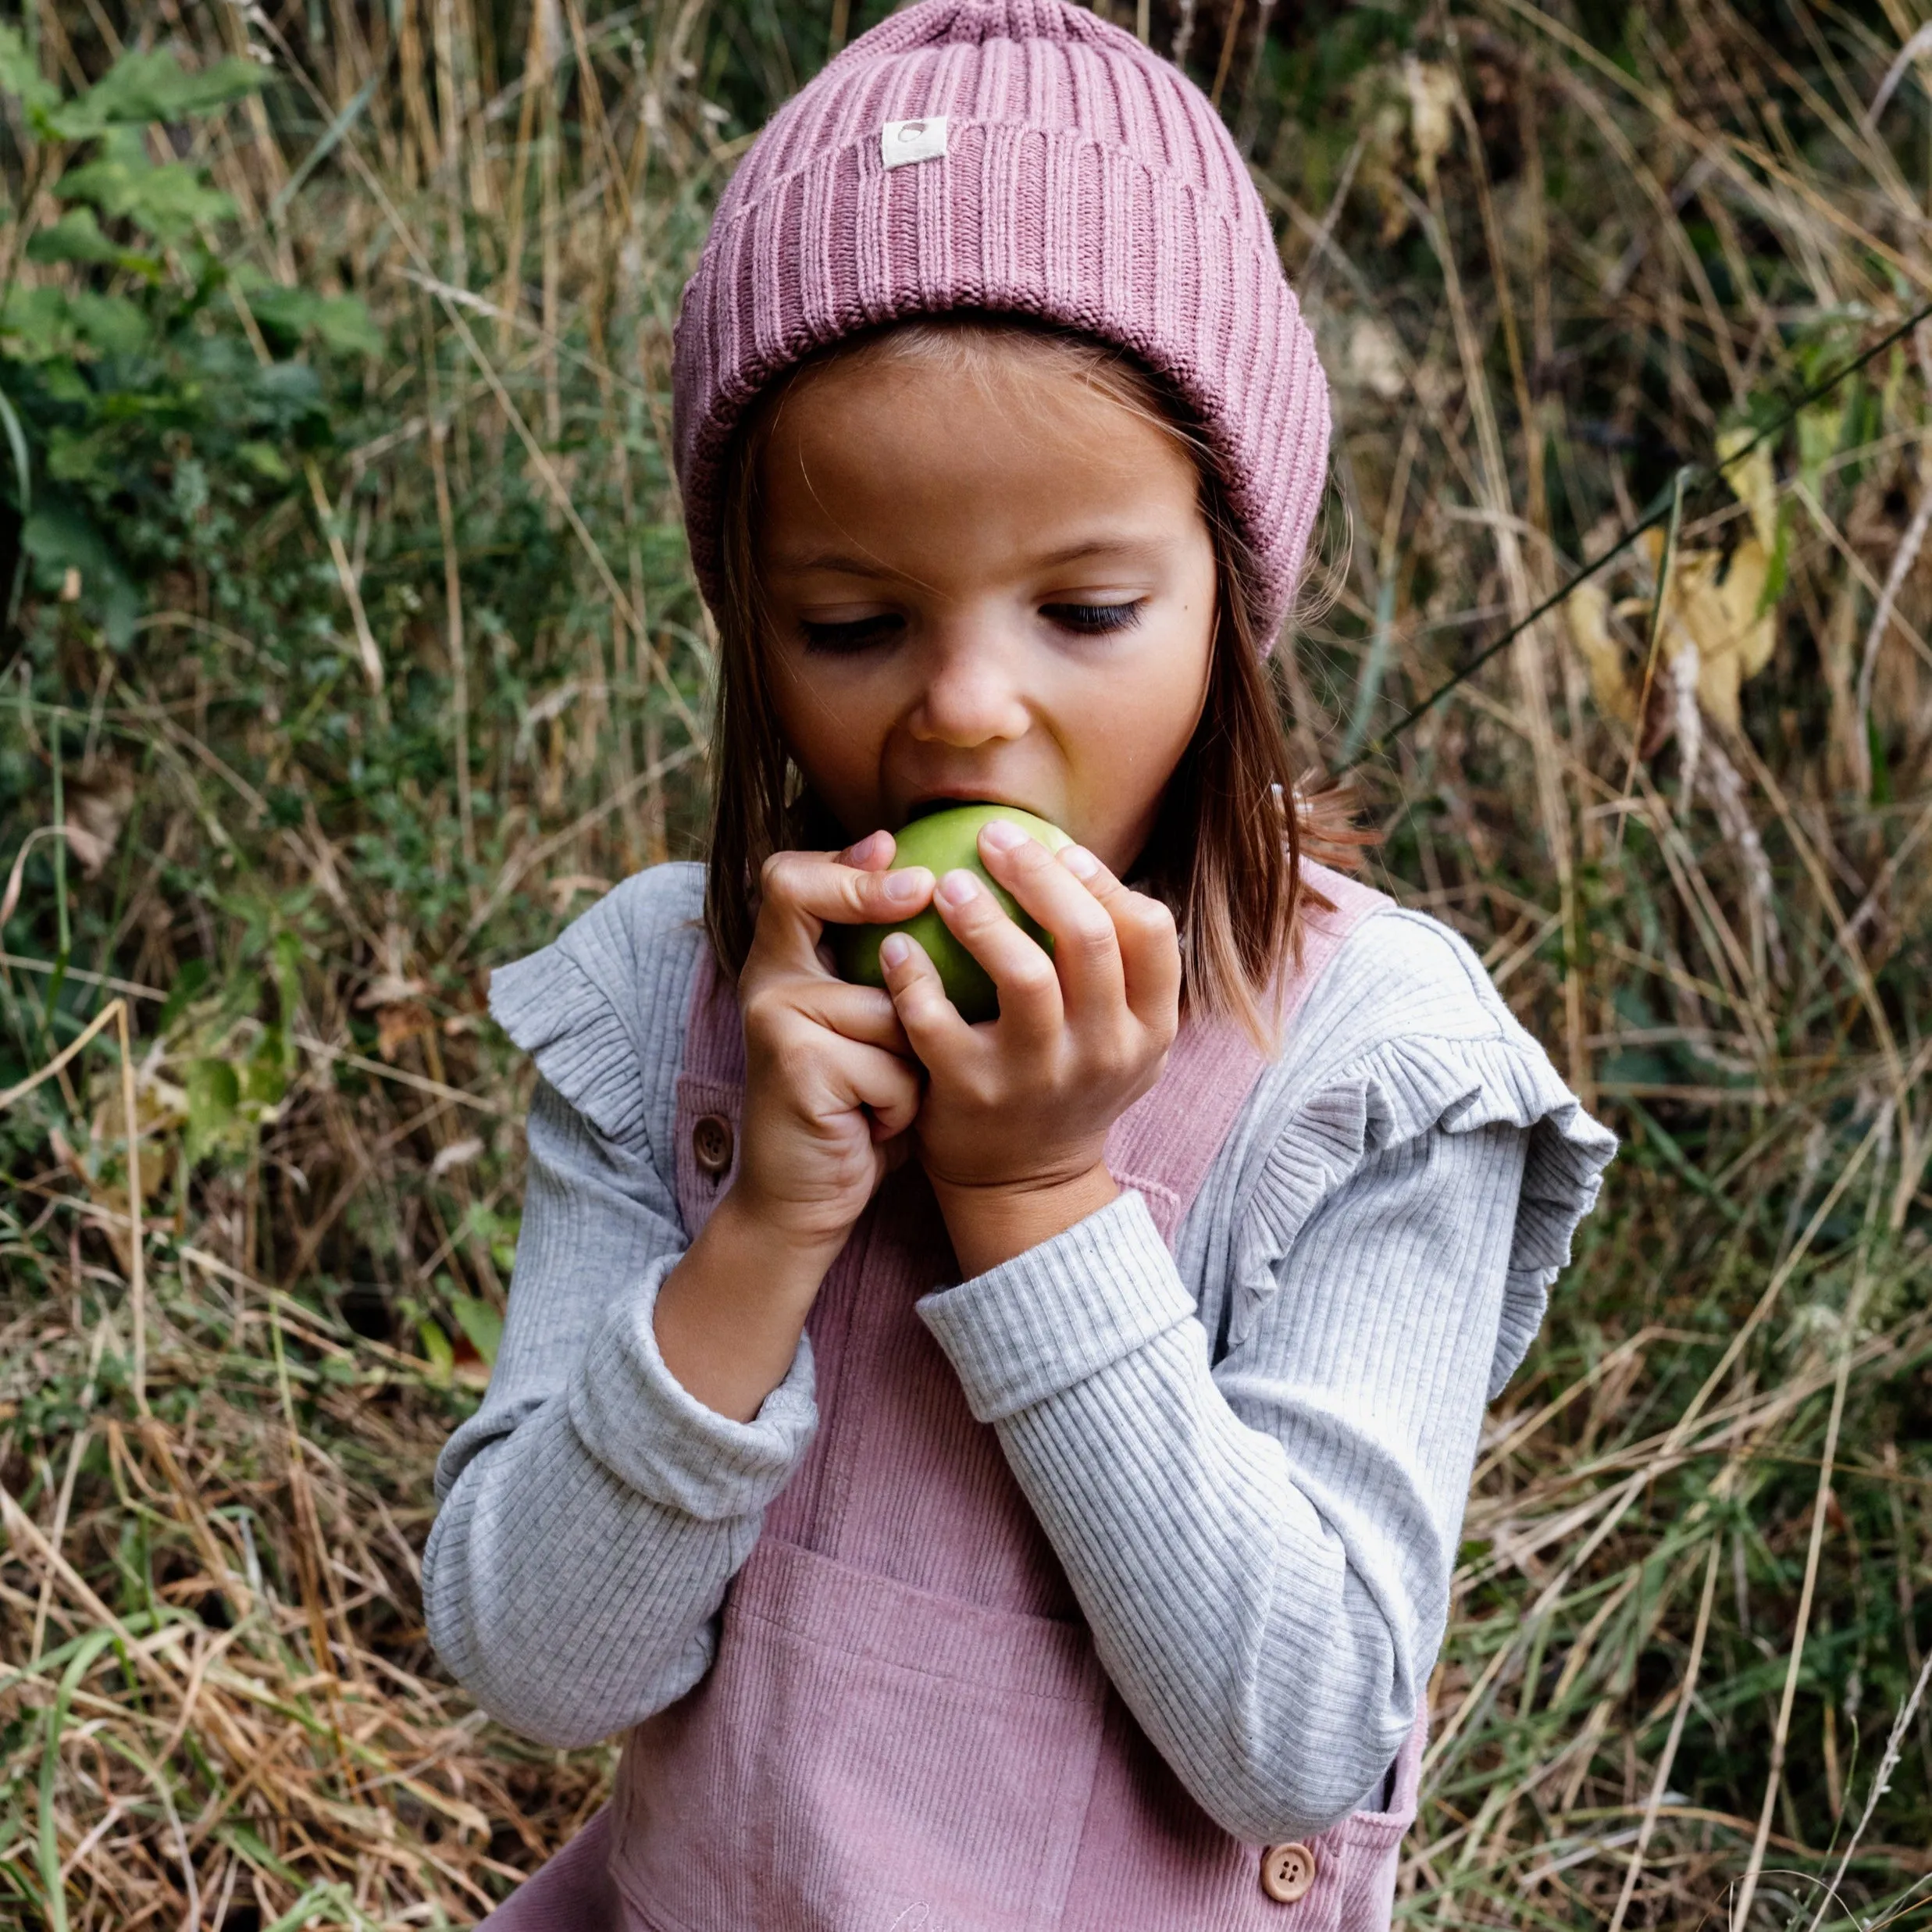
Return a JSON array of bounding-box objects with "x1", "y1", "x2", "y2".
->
[
  {"x1": 1, "y1": 286, "x2": 77, "y2": 362},
  {"x1": 272, "y1": 931, "x2": 304, "y2": 1058},
  {"x1": 417, "y1": 1318, "x2": 455, "y2": 1378},
  {"x1": 185, "y1": 1057, "x2": 241, "y2": 1164},
  {"x1": 447, "y1": 1294, "x2": 503, "y2": 1370},
  {"x1": 1759, "y1": 504, "x2": 1790, "y2": 616},
  {"x1": 156, "y1": 958, "x2": 210, "y2": 1038},
  {"x1": 1796, "y1": 401, "x2": 1842, "y2": 500},
  {"x1": 0, "y1": 24, "x2": 60, "y2": 124},
  {"x1": 20, "y1": 503, "x2": 141, "y2": 646},
  {"x1": 66, "y1": 291, "x2": 149, "y2": 357},
  {"x1": 246, "y1": 285, "x2": 319, "y2": 337},
  {"x1": 48, "y1": 426, "x2": 120, "y2": 487},
  {"x1": 46, "y1": 48, "x2": 262, "y2": 140},
  {"x1": 1869, "y1": 716, "x2": 1892, "y2": 807},
  {"x1": 25, "y1": 207, "x2": 123, "y2": 266},
  {"x1": 248, "y1": 359, "x2": 324, "y2": 429},
  {"x1": 309, "y1": 295, "x2": 382, "y2": 358},
  {"x1": 55, "y1": 154, "x2": 148, "y2": 209},
  {"x1": 243, "y1": 1033, "x2": 287, "y2": 1107},
  {"x1": 129, "y1": 167, "x2": 235, "y2": 240},
  {"x1": 57, "y1": 155, "x2": 233, "y2": 242},
  {"x1": 237, "y1": 440, "x2": 293, "y2": 483},
  {"x1": 248, "y1": 286, "x2": 383, "y2": 358},
  {"x1": 42, "y1": 361, "x2": 89, "y2": 405}
]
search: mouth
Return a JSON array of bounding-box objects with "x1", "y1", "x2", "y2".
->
[{"x1": 900, "y1": 790, "x2": 1041, "y2": 825}]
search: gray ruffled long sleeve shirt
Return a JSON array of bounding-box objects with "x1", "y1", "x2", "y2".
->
[{"x1": 424, "y1": 863, "x2": 1615, "y2": 1838}]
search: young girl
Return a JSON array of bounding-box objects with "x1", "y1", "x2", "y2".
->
[{"x1": 426, "y1": 4, "x2": 1617, "y2": 1927}]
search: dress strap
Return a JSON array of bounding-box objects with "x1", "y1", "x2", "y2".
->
[
  {"x1": 681, "y1": 943, "x2": 746, "y2": 1086},
  {"x1": 672, "y1": 948, "x2": 747, "y2": 1237}
]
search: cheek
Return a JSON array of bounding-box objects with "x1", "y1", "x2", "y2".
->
[
  {"x1": 1117, "y1": 658, "x2": 1210, "y2": 773},
  {"x1": 1139, "y1": 569, "x2": 1217, "y2": 747},
  {"x1": 1064, "y1": 605, "x2": 1214, "y2": 792},
  {"x1": 765, "y1": 651, "x2": 894, "y2": 790}
]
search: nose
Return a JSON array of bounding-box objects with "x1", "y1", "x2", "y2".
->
[{"x1": 907, "y1": 628, "x2": 1032, "y2": 750}]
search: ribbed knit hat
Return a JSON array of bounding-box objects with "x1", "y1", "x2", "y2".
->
[{"x1": 670, "y1": 0, "x2": 1330, "y2": 647}]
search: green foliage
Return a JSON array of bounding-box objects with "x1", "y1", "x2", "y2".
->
[
  {"x1": 0, "y1": 32, "x2": 369, "y2": 652},
  {"x1": 0, "y1": 27, "x2": 59, "y2": 123},
  {"x1": 448, "y1": 1290, "x2": 503, "y2": 1368},
  {"x1": 26, "y1": 208, "x2": 134, "y2": 269}
]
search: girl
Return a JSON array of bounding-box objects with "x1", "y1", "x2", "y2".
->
[{"x1": 426, "y1": 4, "x2": 1617, "y2": 1928}]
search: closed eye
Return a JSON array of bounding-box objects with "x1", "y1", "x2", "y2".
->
[
  {"x1": 1041, "y1": 600, "x2": 1145, "y2": 636},
  {"x1": 799, "y1": 613, "x2": 905, "y2": 654}
]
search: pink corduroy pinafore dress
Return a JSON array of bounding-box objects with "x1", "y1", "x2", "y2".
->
[{"x1": 479, "y1": 864, "x2": 1424, "y2": 1932}]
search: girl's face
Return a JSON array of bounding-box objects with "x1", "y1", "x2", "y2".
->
[{"x1": 754, "y1": 340, "x2": 1218, "y2": 876}]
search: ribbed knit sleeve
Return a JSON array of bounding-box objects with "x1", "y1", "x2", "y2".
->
[
  {"x1": 422, "y1": 867, "x2": 819, "y2": 1748},
  {"x1": 919, "y1": 1125, "x2": 1524, "y2": 1838},
  {"x1": 915, "y1": 909, "x2": 1614, "y2": 1841}
]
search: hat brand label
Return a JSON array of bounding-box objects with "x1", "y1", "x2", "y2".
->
[{"x1": 882, "y1": 116, "x2": 949, "y2": 169}]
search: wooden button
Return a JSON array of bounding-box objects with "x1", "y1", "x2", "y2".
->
[
  {"x1": 692, "y1": 1114, "x2": 733, "y2": 1177},
  {"x1": 1260, "y1": 1841, "x2": 1316, "y2": 1904}
]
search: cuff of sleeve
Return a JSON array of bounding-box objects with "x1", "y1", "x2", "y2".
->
[
  {"x1": 569, "y1": 1252, "x2": 818, "y2": 1520},
  {"x1": 915, "y1": 1190, "x2": 1194, "y2": 1424}
]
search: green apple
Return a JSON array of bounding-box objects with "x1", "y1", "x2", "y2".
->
[{"x1": 836, "y1": 803, "x2": 1075, "y2": 1023}]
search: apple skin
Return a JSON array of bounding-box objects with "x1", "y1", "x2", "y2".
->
[{"x1": 836, "y1": 804, "x2": 1075, "y2": 1023}]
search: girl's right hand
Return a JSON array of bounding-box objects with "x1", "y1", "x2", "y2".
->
[{"x1": 729, "y1": 832, "x2": 934, "y2": 1260}]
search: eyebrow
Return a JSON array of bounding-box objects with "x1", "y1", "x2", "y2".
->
[{"x1": 770, "y1": 534, "x2": 1169, "y2": 578}]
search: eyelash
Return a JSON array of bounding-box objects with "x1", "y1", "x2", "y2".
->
[
  {"x1": 799, "y1": 614, "x2": 904, "y2": 654},
  {"x1": 1043, "y1": 601, "x2": 1145, "y2": 635},
  {"x1": 797, "y1": 600, "x2": 1146, "y2": 652}
]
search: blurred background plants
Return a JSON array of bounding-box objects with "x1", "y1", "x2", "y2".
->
[{"x1": 2, "y1": 0, "x2": 1931, "y2": 1926}]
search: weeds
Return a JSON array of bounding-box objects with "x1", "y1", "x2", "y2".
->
[{"x1": 2, "y1": 1, "x2": 1930, "y2": 1926}]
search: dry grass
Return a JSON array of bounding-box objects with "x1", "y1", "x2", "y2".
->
[{"x1": 2, "y1": 1, "x2": 1931, "y2": 1927}]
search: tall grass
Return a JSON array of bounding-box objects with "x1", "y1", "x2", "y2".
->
[{"x1": 2, "y1": 1, "x2": 1929, "y2": 1927}]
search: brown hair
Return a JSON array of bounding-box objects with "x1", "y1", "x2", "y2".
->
[{"x1": 699, "y1": 315, "x2": 1363, "y2": 1054}]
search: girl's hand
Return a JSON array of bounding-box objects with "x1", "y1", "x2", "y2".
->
[
  {"x1": 876, "y1": 820, "x2": 1182, "y2": 1275},
  {"x1": 654, "y1": 834, "x2": 933, "y2": 1424},
  {"x1": 731, "y1": 832, "x2": 934, "y2": 1260}
]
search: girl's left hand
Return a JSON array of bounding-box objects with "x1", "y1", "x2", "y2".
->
[{"x1": 876, "y1": 819, "x2": 1182, "y2": 1273}]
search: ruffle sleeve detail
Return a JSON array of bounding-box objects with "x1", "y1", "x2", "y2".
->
[
  {"x1": 485, "y1": 863, "x2": 706, "y2": 1150},
  {"x1": 490, "y1": 946, "x2": 644, "y2": 1145},
  {"x1": 1230, "y1": 1033, "x2": 1617, "y2": 1398}
]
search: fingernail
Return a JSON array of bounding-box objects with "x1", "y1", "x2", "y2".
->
[
  {"x1": 936, "y1": 868, "x2": 978, "y2": 908},
  {"x1": 880, "y1": 933, "x2": 913, "y2": 968},
  {"x1": 980, "y1": 818, "x2": 1026, "y2": 853},
  {"x1": 1060, "y1": 844, "x2": 1101, "y2": 879},
  {"x1": 884, "y1": 867, "x2": 929, "y2": 903},
  {"x1": 850, "y1": 829, "x2": 887, "y2": 864}
]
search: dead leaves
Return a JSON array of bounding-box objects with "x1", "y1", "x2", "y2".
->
[
  {"x1": 355, "y1": 970, "x2": 434, "y2": 1061},
  {"x1": 1639, "y1": 530, "x2": 1778, "y2": 735},
  {"x1": 1405, "y1": 57, "x2": 1459, "y2": 191},
  {"x1": 0, "y1": 759, "x2": 136, "y2": 925},
  {"x1": 1356, "y1": 57, "x2": 1461, "y2": 244},
  {"x1": 49, "y1": 1099, "x2": 170, "y2": 1278},
  {"x1": 1341, "y1": 315, "x2": 1409, "y2": 401},
  {"x1": 1563, "y1": 576, "x2": 1640, "y2": 727},
  {"x1": 1564, "y1": 444, "x2": 1781, "y2": 747},
  {"x1": 63, "y1": 761, "x2": 136, "y2": 875}
]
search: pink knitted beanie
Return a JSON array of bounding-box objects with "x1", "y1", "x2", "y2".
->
[{"x1": 670, "y1": 0, "x2": 1331, "y2": 646}]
